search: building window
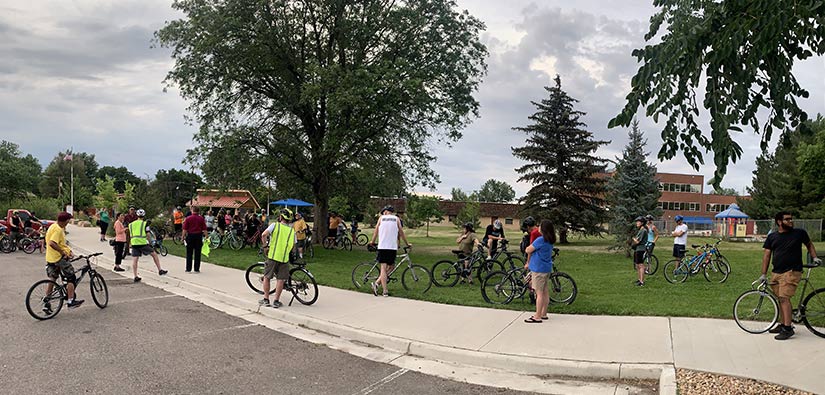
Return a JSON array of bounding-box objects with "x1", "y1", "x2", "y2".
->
[
  {"x1": 505, "y1": 218, "x2": 513, "y2": 225},
  {"x1": 658, "y1": 182, "x2": 702, "y2": 194},
  {"x1": 706, "y1": 204, "x2": 730, "y2": 213},
  {"x1": 660, "y1": 201, "x2": 701, "y2": 211}
]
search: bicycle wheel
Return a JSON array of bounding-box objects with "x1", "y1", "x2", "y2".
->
[
  {"x1": 733, "y1": 289, "x2": 778, "y2": 334},
  {"x1": 229, "y1": 235, "x2": 243, "y2": 250},
  {"x1": 306, "y1": 241, "x2": 315, "y2": 258},
  {"x1": 337, "y1": 237, "x2": 352, "y2": 251},
  {"x1": 644, "y1": 254, "x2": 659, "y2": 275},
  {"x1": 323, "y1": 238, "x2": 334, "y2": 249},
  {"x1": 663, "y1": 260, "x2": 688, "y2": 283},
  {"x1": 351, "y1": 262, "x2": 378, "y2": 289},
  {"x1": 703, "y1": 259, "x2": 730, "y2": 283},
  {"x1": 22, "y1": 238, "x2": 36, "y2": 254},
  {"x1": 159, "y1": 245, "x2": 168, "y2": 257},
  {"x1": 801, "y1": 288, "x2": 825, "y2": 338},
  {"x1": 504, "y1": 255, "x2": 525, "y2": 271},
  {"x1": 90, "y1": 273, "x2": 109, "y2": 308},
  {"x1": 402, "y1": 265, "x2": 432, "y2": 293},
  {"x1": 289, "y1": 267, "x2": 318, "y2": 305},
  {"x1": 548, "y1": 272, "x2": 577, "y2": 305},
  {"x1": 356, "y1": 233, "x2": 369, "y2": 246},
  {"x1": 481, "y1": 271, "x2": 515, "y2": 304},
  {"x1": 208, "y1": 232, "x2": 221, "y2": 248},
  {"x1": 26, "y1": 279, "x2": 65, "y2": 320},
  {"x1": 431, "y1": 260, "x2": 460, "y2": 287},
  {"x1": 172, "y1": 233, "x2": 182, "y2": 245},
  {"x1": 1, "y1": 237, "x2": 12, "y2": 253},
  {"x1": 476, "y1": 259, "x2": 505, "y2": 282},
  {"x1": 245, "y1": 263, "x2": 266, "y2": 294}
]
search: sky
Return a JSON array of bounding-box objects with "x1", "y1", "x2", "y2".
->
[{"x1": 1, "y1": 1, "x2": 823, "y2": 199}]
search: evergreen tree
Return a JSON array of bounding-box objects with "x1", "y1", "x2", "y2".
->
[
  {"x1": 605, "y1": 120, "x2": 662, "y2": 254},
  {"x1": 512, "y1": 76, "x2": 609, "y2": 243}
]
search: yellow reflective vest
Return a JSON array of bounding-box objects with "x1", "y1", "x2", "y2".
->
[
  {"x1": 267, "y1": 222, "x2": 295, "y2": 263},
  {"x1": 128, "y1": 219, "x2": 148, "y2": 246}
]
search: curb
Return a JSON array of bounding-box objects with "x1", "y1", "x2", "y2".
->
[{"x1": 73, "y1": 244, "x2": 678, "y2": 391}]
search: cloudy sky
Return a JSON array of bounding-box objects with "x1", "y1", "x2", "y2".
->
[{"x1": 1, "y1": 1, "x2": 823, "y2": 199}]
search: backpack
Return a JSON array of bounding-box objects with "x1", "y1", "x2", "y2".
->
[{"x1": 519, "y1": 233, "x2": 531, "y2": 255}]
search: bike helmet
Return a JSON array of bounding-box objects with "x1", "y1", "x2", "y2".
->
[
  {"x1": 463, "y1": 222, "x2": 474, "y2": 232},
  {"x1": 634, "y1": 216, "x2": 645, "y2": 222},
  {"x1": 136, "y1": 209, "x2": 146, "y2": 217},
  {"x1": 645, "y1": 214, "x2": 655, "y2": 221},
  {"x1": 493, "y1": 219, "x2": 502, "y2": 229},
  {"x1": 674, "y1": 215, "x2": 684, "y2": 222},
  {"x1": 279, "y1": 208, "x2": 293, "y2": 222},
  {"x1": 382, "y1": 205, "x2": 395, "y2": 213},
  {"x1": 522, "y1": 216, "x2": 536, "y2": 227}
]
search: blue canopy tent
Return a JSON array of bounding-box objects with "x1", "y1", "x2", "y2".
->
[
  {"x1": 270, "y1": 199, "x2": 314, "y2": 218},
  {"x1": 715, "y1": 203, "x2": 749, "y2": 237},
  {"x1": 714, "y1": 203, "x2": 749, "y2": 219}
]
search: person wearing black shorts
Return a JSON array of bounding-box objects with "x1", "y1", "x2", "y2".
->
[
  {"x1": 631, "y1": 216, "x2": 648, "y2": 286},
  {"x1": 369, "y1": 205, "x2": 411, "y2": 297}
]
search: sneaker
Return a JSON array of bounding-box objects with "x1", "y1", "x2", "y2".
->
[
  {"x1": 774, "y1": 327, "x2": 794, "y2": 340},
  {"x1": 134, "y1": 277, "x2": 142, "y2": 283},
  {"x1": 42, "y1": 302, "x2": 52, "y2": 314},
  {"x1": 67, "y1": 299, "x2": 85, "y2": 308},
  {"x1": 113, "y1": 266, "x2": 125, "y2": 272},
  {"x1": 370, "y1": 282, "x2": 379, "y2": 296},
  {"x1": 638, "y1": 281, "x2": 645, "y2": 286},
  {"x1": 634, "y1": 280, "x2": 642, "y2": 286},
  {"x1": 258, "y1": 298, "x2": 270, "y2": 307},
  {"x1": 382, "y1": 293, "x2": 389, "y2": 297},
  {"x1": 271, "y1": 300, "x2": 283, "y2": 308},
  {"x1": 768, "y1": 324, "x2": 786, "y2": 334},
  {"x1": 158, "y1": 269, "x2": 168, "y2": 275}
]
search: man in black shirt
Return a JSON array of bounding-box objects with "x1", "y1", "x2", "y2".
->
[
  {"x1": 760, "y1": 211, "x2": 820, "y2": 340},
  {"x1": 482, "y1": 217, "x2": 505, "y2": 259}
]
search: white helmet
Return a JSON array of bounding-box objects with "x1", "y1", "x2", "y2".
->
[
  {"x1": 494, "y1": 219, "x2": 502, "y2": 229},
  {"x1": 136, "y1": 209, "x2": 146, "y2": 217}
]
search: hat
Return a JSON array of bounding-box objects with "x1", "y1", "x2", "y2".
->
[
  {"x1": 57, "y1": 212, "x2": 73, "y2": 222},
  {"x1": 675, "y1": 215, "x2": 684, "y2": 222},
  {"x1": 634, "y1": 216, "x2": 645, "y2": 222}
]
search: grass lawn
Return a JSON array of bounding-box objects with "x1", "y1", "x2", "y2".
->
[{"x1": 165, "y1": 224, "x2": 825, "y2": 319}]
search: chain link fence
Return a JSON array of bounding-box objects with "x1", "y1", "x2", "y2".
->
[{"x1": 652, "y1": 219, "x2": 823, "y2": 241}]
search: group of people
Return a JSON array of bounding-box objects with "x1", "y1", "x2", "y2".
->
[{"x1": 6, "y1": 210, "x2": 43, "y2": 244}]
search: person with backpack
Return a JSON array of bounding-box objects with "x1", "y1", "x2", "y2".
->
[{"x1": 631, "y1": 216, "x2": 648, "y2": 286}]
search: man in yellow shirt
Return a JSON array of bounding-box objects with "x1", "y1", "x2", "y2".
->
[
  {"x1": 45, "y1": 212, "x2": 83, "y2": 310},
  {"x1": 293, "y1": 212, "x2": 308, "y2": 258}
]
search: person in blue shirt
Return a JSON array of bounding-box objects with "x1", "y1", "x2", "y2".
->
[{"x1": 523, "y1": 219, "x2": 556, "y2": 323}]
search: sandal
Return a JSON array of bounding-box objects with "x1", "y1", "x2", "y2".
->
[
  {"x1": 524, "y1": 317, "x2": 543, "y2": 323},
  {"x1": 541, "y1": 316, "x2": 549, "y2": 320}
]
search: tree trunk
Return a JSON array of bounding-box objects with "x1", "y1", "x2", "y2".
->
[
  {"x1": 426, "y1": 220, "x2": 430, "y2": 237},
  {"x1": 312, "y1": 174, "x2": 330, "y2": 245},
  {"x1": 559, "y1": 226, "x2": 569, "y2": 244}
]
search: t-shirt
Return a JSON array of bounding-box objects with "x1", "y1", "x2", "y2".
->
[
  {"x1": 763, "y1": 228, "x2": 811, "y2": 273},
  {"x1": 293, "y1": 219, "x2": 307, "y2": 240},
  {"x1": 45, "y1": 224, "x2": 69, "y2": 264},
  {"x1": 174, "y1": 211, "x2": 184, "y2": 225},
  {"x1": 483, "y1": 225, "x2": 505, "y2": 242},
  {"x1": 458, "y1": 232, "x2": 479, "y2": 254},
  {"x1": 100, "y1": 211, "x2": 110, "y2": 223},
  {"x1": 633, "y1": 228, "x2": 648, "y2": 252},
  {"x1": 529, "y1": 228, "x2": 541, "y2": 244},
  {"x1": 182, "y1": 214, "x2": 207, "y2": 235},
  {"x1": 673, "y1": 224, "x2": 688, "y2": 245},
  {"x1": 123, "y1": 213, "x2": 137, "y2": 224},
  {"x1": 205, "y1": 215, "x2": 215, "y2": 229},
  {"x1": 10, "y1": 216, "x2": 21, "y2": 232},
  {"x1": 377, "y1": 214, "x2": 401, "y2": 250},
  {"x1": 115, "y1": 221, "x2": 127, "y2": 242},
  {"x1": 528, "y1": 236, "x2": 554, "y2": 273}
]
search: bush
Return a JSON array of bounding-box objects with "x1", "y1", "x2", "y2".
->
[{"x1": 0, "y1": 197, "x2": 61, "y2": 220}]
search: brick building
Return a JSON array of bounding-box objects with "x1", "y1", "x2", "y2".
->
[{"x1": 655, "y1": 172, "x2": 745, "y2": 226}]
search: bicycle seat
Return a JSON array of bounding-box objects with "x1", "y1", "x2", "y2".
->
[
  {"x1": 691, "y1": 244, "x2": 702, "y2": 248},
  {"x1": 451, "y1": 250, "x2": 464, "y2": 255}
]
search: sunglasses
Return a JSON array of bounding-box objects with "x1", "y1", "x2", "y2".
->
[{"x1": 782, "y1": 217, "x2": 794, "y2": 221}]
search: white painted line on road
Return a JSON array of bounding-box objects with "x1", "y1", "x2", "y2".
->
[
  {"x1": 354, "y1": 368, "x2": 409, "y2": 395},
  {"x1": 187, "y1": 323, "x2": 259, "y2": 338},
  {"x1": 111, "y1": 294, "x2": 177, "y2": 304}
]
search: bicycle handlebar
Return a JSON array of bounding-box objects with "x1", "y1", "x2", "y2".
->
[{"x1": 70, "y1": 252, "x2": 103, "y2": 262}]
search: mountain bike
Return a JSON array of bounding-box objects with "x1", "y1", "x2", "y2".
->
[
  {"x1": 323, "y1": 232, "x2": 352, "y2": 251},
  {"x1": 245, "y1": 253, "x2": 319, "y2": 306},
  {"x1": 25, "y1": 253, "x2": 108, "y2": 320},
  {"x1": 350, "y1": 228, "x2": 370, "y2": 246},
  {"x1": 431, "y1": 244, "x2": 505, "y2": 287},
  {"x1": 662, "y1": 242, "x2": 730, "y2": 283},
  {"x1": 733, "y1": 259, "x2": 825, "y2": 337},
  {"x1": 481, "y1": 248, "x2": 577, "y2": 306},
  {"x1": 208, "y1": 228, "x2": 224, "y2": 248},
  {"x1": 490, "y1": 239, "x2": 526, "y2": 271},
  {"x1": 222, "y1": 228, "x2": 244, "y2": 250},
  {"x1": 21, "y1": 235, "x2": 45, "y2": 254},
  {"x1": 351, "y1": 246, "x2": 432, "y2": 294},
  {"x1": 643, "y1": 244, "x2": 659, "y2": 275}
]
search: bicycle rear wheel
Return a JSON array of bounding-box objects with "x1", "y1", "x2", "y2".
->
[
  {"x1": 209, "y1": 232, "x2": 222, "y2": 248},
  {"x1": 548, "y1": 272, "x2": 577, "y2": 305},
  {"x1": 323, "y1": 238, "x2": 334, "y2": 249},
  {"x1": 644, "y1": 254, "x2": 659, "y2": 275},
  {"x1": 356, "y1": 233, "x2": 369, "y2": 246},
  {"x1": 338, "y1": 237, "x2": 352, "y2": 251},
  {"x1": 402, "y1": 265, "x2": 432, "y2": 293},
  {"x1": 703, "y1": 259, "x2": 730, "y2": 283},
  {"x1": 481, "y1": 271, "x2": 515, "y2": 304},
  {"x1": 801, "y1": 288, "x2": 825, "y2": 338},
  {"x1": 476, "y1": 259, "x2": 505, "y2": 282},
  {"x1": 172, "y1": 232, "x2": 182, "y2": 245},
  {"x1": 0, "y1": 237, "x2": 12, "y2": 253},
  {"x1": 733, "y1": 289, "x2": 778, "y2": 334},
  {"x1": 22, "y1": 238, "x2": 36, "y2": 254},
  {"x1": 90, "y1": 273, "x2": 109, "y2": 308},
  {"x1": 351, "y1": 262, "x2": 378, "y2": 289},
  {"x1": 431, "y1": 260, "x2": 460, "y2": 287},
  {"x1": 26, "y1": 279, "x2": 65, "y2": 320},
  {"x1": 663, "y1": 260, "x2": 688, "y2": 283},
  {"x1": 229, "y1": 235, "x2": 243, "y2": 250},
  {"x1": 289, "y1": 267, "x2": 318, "y2": 305},
  {"x1": 245, "y1": 263, "x2": 267, "y2": 294}
]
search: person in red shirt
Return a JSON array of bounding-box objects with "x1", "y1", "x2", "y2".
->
[
  {"x1": 182, "y1": 206, "x2": 208, "y2": 273},
  {"x1": 519, "y1": 216, "x2": 541, "y2": 255}
]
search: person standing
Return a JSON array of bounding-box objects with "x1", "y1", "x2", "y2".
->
[
  {"x1": 9, "y1": 211, "x2": 22, "y2": 244},
  {"x1": 204, "y1": 210, "x2": 215, "y2": 234},
  {"x1": 671, "y1": 215, "x2": 688, "y2": 263},
  {"x1": 182, "y1": 206, "x2": 208, "y2": 273},
  {"x1": 760, "y1": 211, "x2": 821, "y2": 340},
  {"x1": 482, "y1": 217, "x2": 505, "y2": 259},
  {"x1": 293, "y1": 212, "x2": 308, "y2": 258},
  {"x1": 327, "y1": 211, "x2": 340, "y2": 243},
  {"x1": 126, "y1": 209, "x2": 168, "y2": 283},
  {"x1": 259, "y1": 209, "x2": 297, "y2": 308},
  {"x1": 112, "y1": 213, "x2": 128, "y2": 272},
  {"x1": 173, "y1": 206, "x2": 184, "y2": 236},
  {"x1": 631, "y1": 216, "x2": 648, "y2": 286},
  {"x1": 645, "y1": 214, "x2": 659, "y2": 254},
  {"x1": 98, "y1": 209, "x2": 110, "y2": 242},
  {"x1": 369, "y1": 206, "x2": 411, "y2": 297},
  {"x1": 44, "y1": 212, "x2": 83, "y2": 310},
  {"x1": 123, "y1": 206, "x2": 138, "y2": 225},
  {"x1": 524, "y1": 219, "x2": 556, "y2": 323}
]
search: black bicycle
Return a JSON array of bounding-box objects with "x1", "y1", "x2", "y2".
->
[
  {"x1": 431, "y1": 244, "x2": 504, "y2": 287},
  {"x1": 25, "y1": 253, "x2": 109, "y2": 320},
  {"x1": 481, "y1": 248, "x2": 577, "y2": 306},
  {"x1": 489, "y1": 239, "x2": 526, "y2": 271},
  {"x1": 245, "y1": 253, "x2": 319, "y2": 306}
]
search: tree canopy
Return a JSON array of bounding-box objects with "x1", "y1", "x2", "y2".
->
[
  {"x1": 156, "y1": 0, "x2": 487, "y2": 238},
  {"x1": 476, "y1": 179, "x2": 515, "y2": 203},
  {"x1": 0, "y1": 140, "x2": 41, "y2": 199},
  {"x1": 407, "y1": 195, "x2": 444, "y2": 236},
  {"x1": 610, "y1": 0, "x2": 825, "y2": 187}
]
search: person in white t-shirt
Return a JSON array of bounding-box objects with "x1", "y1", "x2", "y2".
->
[
  {"x1": 671, "y1": 215, "x2": 689, "y2": 263},
  {"x1": 368, "y1": 205, "x2": 411, "y2": 297}
]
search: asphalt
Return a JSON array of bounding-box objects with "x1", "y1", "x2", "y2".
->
[{"x1": 58, "y1": 225, "x2": 825, "y2": 394}]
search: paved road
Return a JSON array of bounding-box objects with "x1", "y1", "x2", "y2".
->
[{"x1": 0, "y1": 252, "x2": 529, "y2": 395}]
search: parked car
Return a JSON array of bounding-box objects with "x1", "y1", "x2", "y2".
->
[{"x1": 1, "y1": 209, "x2": 55, "y2": 235}]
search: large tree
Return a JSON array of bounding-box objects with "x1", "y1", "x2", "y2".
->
[
  {"x1": 96, "y1": 166, "x2": 143, "y2": 193},
  {"x1": 605, "y1": 120, "x2": 662, "y2": 254},
  {"x1": 39, "y1": 151, "x2": 98, "y2": 209},
  {"x1": 150, "y1": 169, "x2": 204, "y2": 210},
  {"x1": 0, "y1": 141, "x2": 41, "y2": 199},
  {"x1": 513, "y1": 76, "x2": 609, "y2": 244},
  {"x1": 610, "y1": 1, "x2": 825, "y2": 187},
  {"x1": 156, "y1": 0, "x2": 487, "y2": 240},
  {"x1": 476, "y1": 179, "x2": 515, "y2": 203}
]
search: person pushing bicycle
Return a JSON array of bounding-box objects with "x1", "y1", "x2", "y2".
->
[
  {"x1": 369, "y1": 205, "x2": 411, "y2": 297},
  {"x1": 259, "y1": 208, "x2": 297, "y2": 308},
  {"x1": 44, "y1": 212, "x2": 83, "y2": 311}
]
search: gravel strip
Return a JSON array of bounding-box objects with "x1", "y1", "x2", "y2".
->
[{"x1": 677, "y1": 369, "x2": 813, "y2": 395}]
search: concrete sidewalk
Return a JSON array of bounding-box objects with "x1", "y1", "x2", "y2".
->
[{"x1": 67, "y1": 225, "x2": 823, "y2": 394}]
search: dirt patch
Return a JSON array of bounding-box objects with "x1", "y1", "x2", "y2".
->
[{"x1": 677, "y1": 368, "x2": 812, "y2": 395}]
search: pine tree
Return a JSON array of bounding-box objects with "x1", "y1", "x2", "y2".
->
[
  {"x1": 512, "y1": 76, "x2": 609, "y2": 244},
  {"x1": 605, "y1": 120, "x2": 662, "y2": 254}
]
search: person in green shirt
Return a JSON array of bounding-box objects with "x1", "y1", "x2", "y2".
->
[
  {"x1": 632, "y1": 216, "x2": 649, "y2": 286},
  {"x1": 98, "y1": 208, "x2": 110, "y2": 242}
]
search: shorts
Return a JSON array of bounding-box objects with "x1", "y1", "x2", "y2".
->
[
  {"x1": 531, "y1": 272, "x2": 549, "y2": 292},
  {"x1": 46, "y1": 259, "x2": 77, "y2": 283},
  {"x1": 174, "y1": 223, "x2": 182, "y2": 232},
  {"x1": 264, "y1": 259, "x2": 290, "y2": 280},
  {"x1": 131, "y1": 245, "x2": 155, "y2": 257},
  {"x1": 377, "y1": 249, "x2": 397, "y2": 265},
  {"x1": 672, "y1": 244, "x2": 686, "y2": 258},
  {"x1": 770, "y1": 271, "x2": 802, "y2": 299},
  {"x1": 633, "y1": 250, "x2": 645, "y2": 265},
  {"x1": 296, "y1": 238, "x2": 307, "y2": 248},
  {"x1": 328, "y1": 229, "x2": 338, "y2": 238}
]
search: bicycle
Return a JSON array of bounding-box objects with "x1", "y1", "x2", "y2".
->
[
  {"x1": 351, "y1": 246, "x2": 432, "y2": 294},
  {"x1": 490, "y1": 239, "x2": 526, "y2": 271},
  {"x1": 245, "y1": 252, "x2": 319, "y2": 306},
  {"x1": 25, "y1": 253, "x2": 109, "y2": 320},
  {"x1": 208, "y1": 228, "x2": 224, "y2": 248},
  {"x1": 323, "y1": 232, "x2": 352, "y2": 251},
  {"x1": 733, "y1": 258, "x2": 825, "y2": 338},
  {"x1": 431, "y1": 244, "x2": 505, "y2": 287},
  {"x1": 662, "y1": 242, "x2": 730, "y2": 283},
  {"x1": 241, "y1": 227, "x2": 262, "y2": 249},
  {"x1": 642, "y1": 244, "x2": 659, "y2": 275},
  {"x1": 481, "y1": 248, "x2": 577, "y2": 305},
  {"x1": 222, "y1": 228, "x2": 244, "y2": 250},
  {"x1": 348, "y1": 228, "x2": 370, "y2": 246},
  {"x1": 21, "y1": 234, "x2": 45, "y2": 254}
]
